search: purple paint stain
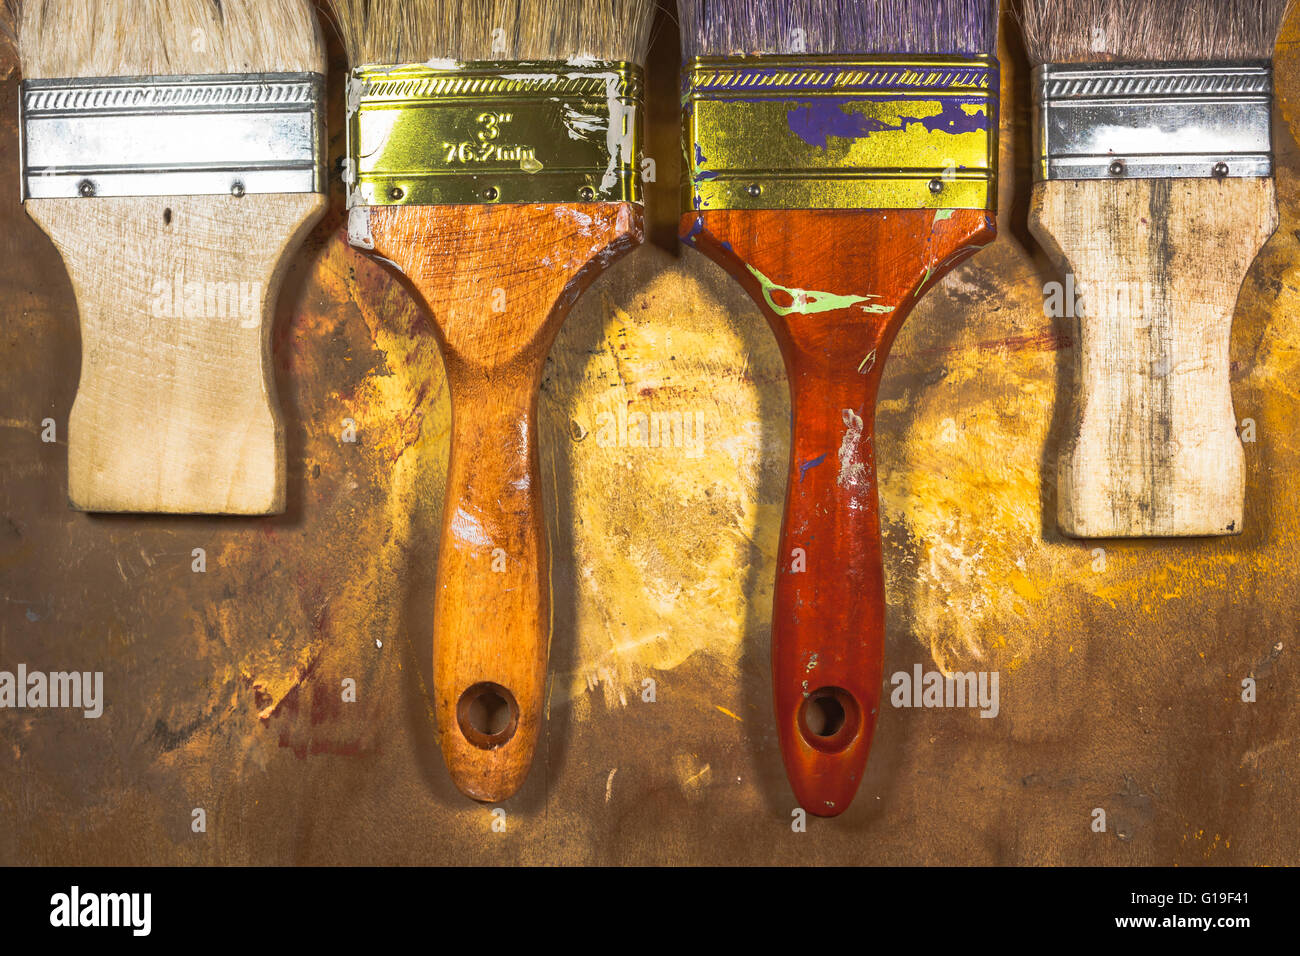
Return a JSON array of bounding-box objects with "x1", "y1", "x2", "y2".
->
[
  {"x1": 682, "y1": 215, "x2": 704, "y2": 245},
  {"x1": 786, "y1": 97, "x2": 987, "y2": 149},
  {"x1": 798, "y1": 453, "x2": 827, "y2": 482},
  {"x1": 787, "y1": 101, "x2": 898, "y2": 148},
  {"x1": 919, "y1": 100, "x2": 988, "y2": 135}
]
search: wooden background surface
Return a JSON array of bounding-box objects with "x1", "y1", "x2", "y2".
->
[{"x1": 0, "y1": 7, "x2": 1295, "y2": 864}]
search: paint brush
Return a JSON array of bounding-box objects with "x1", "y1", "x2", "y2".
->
[
  {"x1": 8, "y1": 0, "x2": 328, "y2": 513},
  {"x1": 678, "y1": 0, "x2": 1000, "y2": 816},
  {"x1": 327, "y1": 0, "x2": 654, "y2": 801},
  {"x1": 1020, "y1": 0, "x2": 1291, "y2": 537}
]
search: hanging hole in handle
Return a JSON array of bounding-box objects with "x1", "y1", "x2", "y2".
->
[
  {"x1": 456, "y1": 682, "x2": 519, "y2": 750},
  {"x1": 799, "y1": 686, "x2": 861, "y2": 754}
]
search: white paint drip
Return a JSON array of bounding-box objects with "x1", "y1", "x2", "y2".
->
[
  {"x1": 603, "y1": 76, "x2": 635, "y2": 194},
  {"x1": 345, "y1": 74, "x2": 364, "y2": 116},
  {"x1": 838, "y1": 409, "x2": 868, "y2": 488},
  {"x1": 562, "y1": 105, "x2": 606, "y2": 142},
  {"x1": 346, "y1": 206, "x2": 374, "y2": 250},
  {"x1": 555, "y1": 207, "x2": 594, "y2": 231},
  {"x1": 502, "y1": 73, "x2": 560, "y2": 83},
  {"x1": 450, "y1": 507, "x2": 494, "y2": 549}
]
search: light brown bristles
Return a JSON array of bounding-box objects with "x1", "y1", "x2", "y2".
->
[
  {"x1": 1018, "y1": 0, "x2": 1292, "y2": 65},
  {"x1": 327, "y1": 0, "x2": 657, "y2": 67},
  {"x1": 6, "y1": 0, "x2": 325, "y2": 79}
]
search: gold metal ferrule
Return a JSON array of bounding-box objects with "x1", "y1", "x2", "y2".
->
[
  {"x1": 683, "y1": 55, "x2": 998, "y2": 212},
  {"x1": 345, "y1": 60, "x2": 643, "y2": 207}
]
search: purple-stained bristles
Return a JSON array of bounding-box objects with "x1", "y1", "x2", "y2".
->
[{"x1": 678, "y1": 0, "x2": 1000, "y2": 58}]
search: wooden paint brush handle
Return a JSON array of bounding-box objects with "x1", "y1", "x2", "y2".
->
[
  {"x1": 355, "y1": 202, "x2": 641, "y2": 802},
  {"x1": 25, "y1": 195, "x2": 326, "y2": 513},
  {"x1": 683, "y1": 208, "x2": 995, "y2": 816},
  {"x1": 1030, "y1": 178, "x2": 1277, "y2": 537}
]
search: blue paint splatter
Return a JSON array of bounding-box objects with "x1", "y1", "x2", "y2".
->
[
  {"x1": 682, "y1": 215, "x2": 704, "y2": 244},
  {"x1": 798, "y1": 453, "x2": 827, "y2": 482}
]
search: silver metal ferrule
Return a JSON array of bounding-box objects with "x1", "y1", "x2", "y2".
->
[
  {"x1": 19, "y1": 72, "x2": 326, "y2": 200},
  {"x1": 1033, "y1": 60, "x2": 1273, "y2": 181}
]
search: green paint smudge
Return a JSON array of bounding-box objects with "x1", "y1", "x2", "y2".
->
[
  {"x1": 916, "y1": 266, "x2": 934, "y2": 297},
  {"x1": 744, "y1": 264, "x2": 892, "y2": 317}
]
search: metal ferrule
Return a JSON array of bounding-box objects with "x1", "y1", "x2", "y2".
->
[
  {"x1": 682, "y1": 54, "x2": 998, "y2": 212},
  {"x1": 19, "y1": 73, "x2": 325, "y2": 200},
  {"x1": 1033, "y1": 60, "x2": 1273, "y2": 181},
  {"x1": 344, "y1": 60, "x2": 644, "y2": 207}
]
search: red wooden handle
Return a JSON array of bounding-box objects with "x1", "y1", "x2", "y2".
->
[
  {"x1": 775, "y1": 355, "x2": 887, "y2": 815},
  {"x1": 682, "y1": 208, "x2": 996, "y2": 815}
]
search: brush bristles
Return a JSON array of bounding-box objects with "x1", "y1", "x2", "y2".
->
[
  {"x1": 327, "y1": 0, "x2": 657, "y2": 67},
  {"x1": 1018, "y1": 0, "x2": 1292, "y2": 65},
  {"x1": 7, "y1": 0, "x2": 325, "y2": 79},
  {"x1": 678, "y1": 0, "x2": 999, "y2": 58}
]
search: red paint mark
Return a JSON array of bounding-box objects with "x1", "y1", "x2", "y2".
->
[
  {"x1": 388, "y1": 381, "x2": 431, "y2": 462},
  {"x1": 263, "y1": 665, "x2": 380, "y2": 759}
]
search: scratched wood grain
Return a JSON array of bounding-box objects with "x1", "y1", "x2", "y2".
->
[
  {"x1": 0, "y1": 12, "x2": 1296, "y2": 864},
  {"x1": 355, "y1": 202, "x2": 641, "y2": 803},
  {"x1": 1031, "y1": 178, "x2": 1276, "y2": 538},
  {"x1": 27, "y1": 194, "x2": 326, "y2": 514}
]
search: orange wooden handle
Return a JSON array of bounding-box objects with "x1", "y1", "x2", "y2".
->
[
  {"x1": 682, "y1": 208, "x2": 995, "y2": 815},
  {"x1": 357, "y1": 202, "x2": 641, "y2": 801}
]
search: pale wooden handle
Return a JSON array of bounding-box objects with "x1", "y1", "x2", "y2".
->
[
  {"x1": 26, "y1": 194, "x2": 326, "y2": 514},
  {"x1": 1030, "y1": 178, "x2": 1276, "y2": 537}
]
